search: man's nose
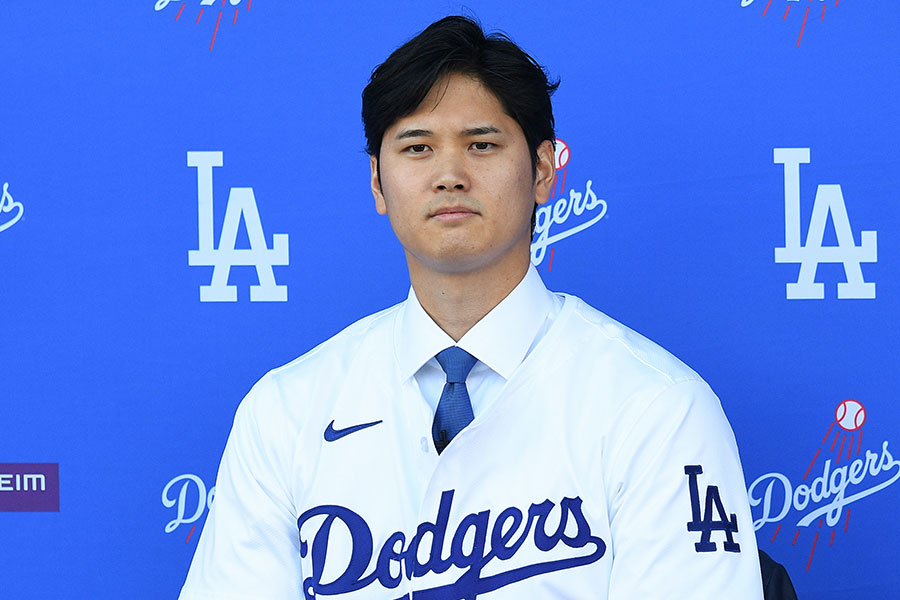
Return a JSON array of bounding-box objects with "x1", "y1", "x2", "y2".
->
[{"x1": 432, "y1": 151, "x2": 470, "y2": 192}]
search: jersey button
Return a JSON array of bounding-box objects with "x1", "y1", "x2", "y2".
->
[{"x1": 420, "y1": 437, "x2": 430, "y2": 453}]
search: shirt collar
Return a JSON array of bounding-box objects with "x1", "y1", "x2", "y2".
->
[{"x1": 395, "y1": 265, "x2": 555, "y2": 381}]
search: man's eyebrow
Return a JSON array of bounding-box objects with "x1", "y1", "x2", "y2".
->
[
  {"x1": 462, "y1": 126, "x2": 501, "y2": 136},
  {"x1": 394, "y1": 126, "x2": 501, "y2": 140},
  {"x1": 396, "y1": 129, "x2": 432, "y2": 140}
]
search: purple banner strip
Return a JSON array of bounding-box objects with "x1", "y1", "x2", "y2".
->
[{"x1": 0, "y1": 463, "x2": 60, "y2": 512}]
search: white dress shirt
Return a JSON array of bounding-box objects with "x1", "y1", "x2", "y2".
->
[{"x1": 397, "y1": 264, "x2": 562, "y2": 420}]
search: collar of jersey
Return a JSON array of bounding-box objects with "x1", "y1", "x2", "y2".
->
[{"x1": 395, "y1": 264, "x2": 556, "y2": 382}]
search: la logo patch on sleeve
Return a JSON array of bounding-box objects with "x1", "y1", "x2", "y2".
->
[{"x1": 684, "y1": 465, "x2": 741, "y2": 553}]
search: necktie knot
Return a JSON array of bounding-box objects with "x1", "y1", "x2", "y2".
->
[{"x1": 436, "y1": 347, "x2": 477, "y2": 384}]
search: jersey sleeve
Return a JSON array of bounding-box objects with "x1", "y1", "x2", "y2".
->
[
  {"x1": 605, "y1": 378, "x2": 763, "y2": 599},
  {"x1": 179, "y1": 373, "x2": 302, "y2": 600}
]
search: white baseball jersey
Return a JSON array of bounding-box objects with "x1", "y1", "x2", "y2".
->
[{"x1": 180, "y1": 268, "x2": 763, "y2": 599}]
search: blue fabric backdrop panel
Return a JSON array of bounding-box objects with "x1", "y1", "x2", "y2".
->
[{"x1": 0, "y1": 2, "x2": 896, "y2": 598}]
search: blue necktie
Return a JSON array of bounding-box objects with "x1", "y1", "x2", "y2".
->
[{"x1": 432, "y1": 346, "x2": 477, "y2": 454}]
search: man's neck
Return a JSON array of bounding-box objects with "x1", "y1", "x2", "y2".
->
[{"x1": 408, "y1": 253, "x2": 530, "y2": 342}]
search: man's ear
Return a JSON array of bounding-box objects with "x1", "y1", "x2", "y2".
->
[
  {"x1": 370, "y1": 154, "x2": 387, "y2": 215},
  {"x1": 534, "y1": 139, "x2": 555, "y2": 206}
]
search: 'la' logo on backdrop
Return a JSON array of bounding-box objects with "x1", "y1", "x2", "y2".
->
[
  {"x1": 773, "y1": 147, "x2": 877, "y2": 300},
  {"x1": 187, "y1": 151, "x2": 289, "y2": 302}
]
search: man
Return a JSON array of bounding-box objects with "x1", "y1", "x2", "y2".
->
[{"x1": 180, "y1": 16, "x2": 764, "y2": 599}]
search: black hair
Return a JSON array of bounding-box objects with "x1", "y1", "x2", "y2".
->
[{"x1": 362, "y1": 15, "x2": 559, "y2": 172}]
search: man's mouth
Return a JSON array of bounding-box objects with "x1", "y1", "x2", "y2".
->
[{"x1": 431, "y1": 206, "x2": 478, "y2": 221}]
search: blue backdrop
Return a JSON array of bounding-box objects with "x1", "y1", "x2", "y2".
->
[{"x1": 1, "y1": 1, "x2": 897, "y2": 598}]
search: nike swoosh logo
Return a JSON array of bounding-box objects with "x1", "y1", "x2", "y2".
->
[{"x1": 324, "y1": 419, "x2": 383, "y2": 442}]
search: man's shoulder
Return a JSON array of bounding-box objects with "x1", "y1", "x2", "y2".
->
[
  {"x1": 559, "y1": 293, "x2": 703, "y2": 387},
  {"x1": 269, "y1": 301, "x2": 403, "y2": 383},
  {"x1": 228, "y1": 303, "x2": 404, "y2": 446}
]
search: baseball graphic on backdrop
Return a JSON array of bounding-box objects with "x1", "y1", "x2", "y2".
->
[
  {"x1": 835, "y1": 399, "x2": 866, "y2": 431},
  {"x1": 554, "y1": 138, "x2": 570, "y2": 170}
]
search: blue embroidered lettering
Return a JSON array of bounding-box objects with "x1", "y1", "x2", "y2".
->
[
  {"x1": 406, "y1": 489, "x2": 454, "y2": 578},
  {"x1": 489, "y1": 506, "x2": 523, "y2": 560},
  {"x1": 450, "y1": 510, "x2": 490, "y2": 571},
  {"x1": 376, "y1": 531, "x2": 406, "y2": 589},
  {"x1": 298, "y1": 506, "x2": 377, "y2": 599},
  {"x1": 297, "y1": 490, "x2": 606, "y2": 597},
  {"x1": 684, "y1": 465, "x2": 740, "y2": 553}
]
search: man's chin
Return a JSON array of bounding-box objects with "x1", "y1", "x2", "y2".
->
[{"x1": 407, "y1": 247, "x2": 530, "y2": 279}]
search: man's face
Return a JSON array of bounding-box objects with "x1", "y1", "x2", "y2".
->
[{"x1": 371, "y1": 73, "x2": 554, "y2": 279}]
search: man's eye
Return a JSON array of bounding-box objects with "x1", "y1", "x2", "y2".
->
[
  {"x1": 407, "y1": 144, "x2": 429, "y2": 153},
  {"x1": 472, "y1": 142, "x2": 494, "y2": 151}
]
